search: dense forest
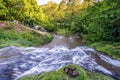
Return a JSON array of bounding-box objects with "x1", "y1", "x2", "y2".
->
[
  {"x1": 0, "y1": 0, "x2": 120, "y2": 80},
  {"x1": 0, "y1": 0, "x2": 47, "y2": 26}
]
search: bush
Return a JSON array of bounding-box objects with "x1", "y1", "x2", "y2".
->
[{"x1": 77, "y1": 0, "x2": 120, "y2": 42}]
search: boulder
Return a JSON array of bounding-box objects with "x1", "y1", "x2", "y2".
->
[{"x1": 64, "y1": 66, "x2": 79, "y2": 77}]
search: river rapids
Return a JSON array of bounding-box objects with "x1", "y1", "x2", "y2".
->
[{"x1": 0, "y1": 35, "x2": 120, "y2": 80}]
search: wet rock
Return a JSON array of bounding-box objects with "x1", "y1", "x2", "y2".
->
[
  {"x1": 72, "y1": 70, "x2": 79, "y2": 76},
  {"x1": 64, "y1": 66, "x2": 79, "y2": 77}
]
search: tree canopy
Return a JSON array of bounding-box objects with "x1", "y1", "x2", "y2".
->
[{"x1": 0, "y1": 0, "x2": 120, "y2": 41}]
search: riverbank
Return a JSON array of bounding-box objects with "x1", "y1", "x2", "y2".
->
[
  {"x1": 88, "y1": 42, "x2": 120, "y2": 60},
  {"x1": 0, "y1": 21, "x2": 52, "y2": 48},
  {"x1": 56, "y1": 29, "x2": 120, "y2": 60}
]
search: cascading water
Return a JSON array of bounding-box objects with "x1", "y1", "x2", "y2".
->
[{"x1": 0, "y1": 35, "x2": 120, "y2": 80}]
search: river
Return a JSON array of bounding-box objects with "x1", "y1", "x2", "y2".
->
[{"x1": 0, "y1": 34, "x2": 120, "y2": 80}]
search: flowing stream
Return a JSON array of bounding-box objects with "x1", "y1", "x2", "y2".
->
[{"x1": 0, "y1": 34, "x2": 120, "y2": 80}]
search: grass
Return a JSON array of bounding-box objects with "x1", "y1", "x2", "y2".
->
[
  {"x1": 19, "y1": 64, "x2": 88, "y2": 80},
  {"x1": 86, "y1": 71, "x2": 114, "y2": 80},
  {"x1": 88, "y1": 41, "x2": 120, "y2": 60},
  {"x1": 19, "y1": 64, "x2": 114, "y2": 80},
  {"x1": 0, "y1": 22, "x2": 52, "y2": 48}
]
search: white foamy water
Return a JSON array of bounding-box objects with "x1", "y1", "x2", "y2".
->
[
  {"x1": 0, "y1": 46, "x2": 120, "y2": 80},
  {"x1": 0, "y1": 35, "x2": 120, "y2": 80}
]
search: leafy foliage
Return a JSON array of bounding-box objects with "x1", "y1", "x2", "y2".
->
[
  {"x1": 76, "y1": 0, "x2": 120, "y2": 42},
  {"x1": 0, "y1": 0, "x2": 48, "y2": 27},
  {"x1": 41, "y1": 0, "x2": 120, "y2": 42}
]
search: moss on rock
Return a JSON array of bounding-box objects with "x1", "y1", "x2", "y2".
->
[
  {"x1": 19, "y1": 64, "x2": 114, "y2": 80},
  {"x1": 20, "y1": 64, "x2": 88, "y2": 80}
]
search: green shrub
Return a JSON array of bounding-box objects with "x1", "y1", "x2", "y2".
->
[{"x1": 76, "y1": 0, "x2": 120, "y2": 42}]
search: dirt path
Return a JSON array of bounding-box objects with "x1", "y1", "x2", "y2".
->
[{"x1": 0, "y1": 21, "x2": 47, "y2": 36}]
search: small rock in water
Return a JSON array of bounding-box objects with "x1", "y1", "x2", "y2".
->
[{"x1": 64, "y1": 66, "x2": 79, "y2": 77}]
